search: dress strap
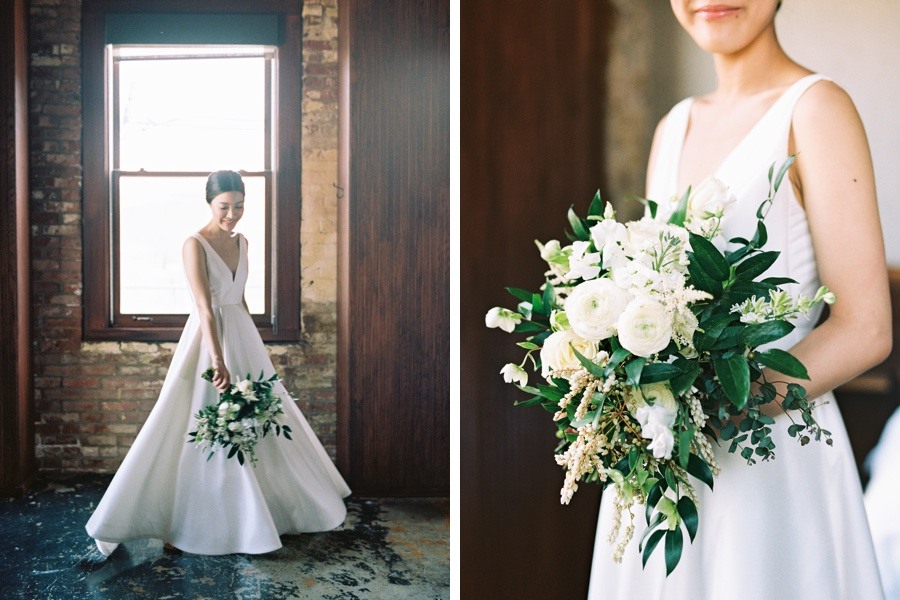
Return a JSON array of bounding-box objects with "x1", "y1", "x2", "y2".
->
[{"x1": 647, "y1": 97, "x2": 693, "y2": 204}]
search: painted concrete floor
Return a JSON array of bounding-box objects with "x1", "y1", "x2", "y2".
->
[{"x1": 0, "y1": 475, "x2": 449, "y2": 599}]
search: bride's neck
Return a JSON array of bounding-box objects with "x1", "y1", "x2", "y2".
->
[{"x1": 710, "y1": 27, "x2": 800, "y2": 101}]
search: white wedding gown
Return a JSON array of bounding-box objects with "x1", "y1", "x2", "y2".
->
[
  {"x1": 587, "y1": 75, "x2": 885, "y2": 599},
  {"x1": 86, "y1": 232, "x2": 351, "y2": 556}
]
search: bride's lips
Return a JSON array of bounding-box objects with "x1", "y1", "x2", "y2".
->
[{"x1": 695, "y1": 4, "x2": 741, "y2": 19}]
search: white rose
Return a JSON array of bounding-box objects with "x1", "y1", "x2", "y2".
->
[
  {"x1": 485, "y1": 307, "x2": 522, "y2": 333},
  {"x1": 565, "y1": 241, "x2": 602, "y2": 281},
  {"x1": 623, "y1": 218, "x2": 664, "y2": 253},
  {"x1": 500, "y1": 363, "x2": 528, "y2": 387},
  {"x1": 590, "y1": 219, "x2": 625, "y2": 250},
  {"x1": 688, "y1": 177, "x2": 735, "y2": 217},
  {"x1": 565, "y1": 279, "x2": 630, "y2": 342},
  {"x1": 617, "y1": 299, "x2": 673, "y2": 357},
  {"x1": 217, "y1": 401, "x2": 230, "y2": 415},
  {"x1": 540, "y1": 330, "x2": 598, "y2": 377}
]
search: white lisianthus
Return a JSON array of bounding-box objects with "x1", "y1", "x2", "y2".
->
[
  {"x1": 500, "y1": 363, "x2": 528, "y2": 387},
  {"x1": 485, "y1": 307, "x2": 522, "y2": 333},
  {"x1": 688, "y1": 177, "x2": 735, "y2": 218},
  {"x1": 236, "y1": 379, "x2": 254, "y2": 396},
  {"x1": 643, "y1": 421, "x2": 676, "y2": 459},
  {"x1": 590, "y1": 219, "x2": 625, "y2": 251},
  {"x1": 565, "y1": 279, "x2": 630, "y2": 342},
  {"x1": 617, "y1": 299, "x2": 673, "y2": 357},
  {"x1": 540, "y1": 329, "x2": 598, "y2": 377},
  {"x1": 566, "y1": 241, "x2": 602, "y2": 281}
]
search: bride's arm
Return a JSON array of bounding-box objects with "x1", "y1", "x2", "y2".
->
[
  {"x1": 183, "y1": 237, "x2": 231, "y2": 392},
  {"x1": 774, "y1": 80, "x2": 892, "y2": 401}
]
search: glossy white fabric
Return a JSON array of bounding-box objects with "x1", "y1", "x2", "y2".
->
[
  {"x1": 86, "y1": 233, "x2": 351, "y2": 556},
  {"x1": 587, "y1": 75, "x2": 885, "y2": 599},
  {"x1": 865, "y1": 406, "x2": 900, "y2": 600}
]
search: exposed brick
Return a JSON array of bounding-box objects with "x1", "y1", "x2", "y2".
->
[{"x1": 30, "y1": 0, "x2": 341, "y2": 473}]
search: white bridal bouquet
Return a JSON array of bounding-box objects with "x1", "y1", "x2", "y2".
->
[
  {"x1": 485, "y1": 157, "x2": 835, "y2": 574},
  {"x1": 187, "y1": 368, "x2": 293, "y2": 466}
]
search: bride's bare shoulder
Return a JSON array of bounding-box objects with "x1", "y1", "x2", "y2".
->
[{"x1": 793, "y1": 79, "x2": 864, "y2": 139}]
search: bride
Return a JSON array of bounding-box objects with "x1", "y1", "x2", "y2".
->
[
  {"x1": 86, "y1": 170, "x2": 351, "y2": 556},
  {"x1": 588, "y1": 2, "x2": 891, "y2": 598}
]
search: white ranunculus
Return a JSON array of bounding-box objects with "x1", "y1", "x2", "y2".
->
[
  {"x1": 688, "y1": 177, "x2": 735, "y2": 217},
  {"x1": 565, "y1": 279, "x2": 630, "y2": 342},
  {"x1": 540, "y1": 329, "x2": 598, "y2": 377},
  {"x1": 590, "y1": 219, "x2": 625, "y2": 251},
  {"x1": 485, "y1": 307, "x2": 522, "y2": 333},
  {"x1": 500, "y1": 363, "x2": 528, "y2": 387},
  {"x1": 566, "y1": 241, "x2": 602, "y2": 281},
  {"x1": 641, "y1": 382, "x2": 677, "y2": 413},
  {"x1": 236, "y1": 379, "x2": 254, "y2": 395},
  {"x1": 617, "y1": 299, "x2": 673, "y2": 357}
]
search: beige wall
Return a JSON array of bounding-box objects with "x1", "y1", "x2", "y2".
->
[{"x1": 651, "y1": 0, "x2": 900, "y2": 264}]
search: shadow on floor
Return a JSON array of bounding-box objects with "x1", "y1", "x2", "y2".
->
[{"x1": 0, "y1": 474, "x2": 449, "y2": 600}]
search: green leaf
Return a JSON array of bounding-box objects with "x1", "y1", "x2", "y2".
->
[
  {"x1": 713, "y1": 355, "x2": 751, "y2": 409},
  {"x1": 588, "y1": 190, "x2": 604, "y2": 217},
  {"x1": 687, "y1": 259, "x2": 723, "y2": 296},
  {"x1": 514, "y1": 395, "x2": 544, "y2": 407},
  {"x1": 605, "y1": 347, "x2": 631, "y2": 376},
  {"x1": 734, "y1": 251, "x2": 780, "y2": 281},
  {"x1": 773, "y1": 155, "x2": 796, "y2": 193},
  {"x1": 694, "y1": 313, "x2": 736, "y2": 352},
  {"x1": 642, "y1": 529, "x2": 666, "y2": 569},
  {"x1": 542, "y1": 282, "x2": 556, "y2": 313},
  {"x1": 237, "y1": 451, "x2": 245, "y2": 465},
  {"x1": 513, "y1": 321, "x2": 546, "y2": 333},
  {"x1": 761, "y1": 276, "x2": 797, "y2": 286},
  {"x1": 668, "y1": 186, "x2": 691, "y2": 227},
  {"x1": 536, "y1": 383, "x2": 565, "y2": 402},
  {"x1": 741, "y1": 320, "x2": 794, "y2": 348},
  {"x1": 756, "y1": 348, "x2": 810, "y2": 379},
  {"x1": 227, "y1": 445, "x2": 239, "y2": 459},
  {"x1": 678, "y1": 429, "x2": 693, "y2": 468},
  {"x1": 677, "y1": 496, "x2": 699, "y2": 542},
  {"x1": 647, "y1": 199, "x2": 658, "y2": 219},
  {"x1": 571, "y1": 345, "x2": 606, "y2": 379},
  {"x1": 567, "y1": 206, "x2": 590, "y2": 241},
  {"x1": 670, "y1": 363, "x2": 700, "y2": 397},
  {"x1": 506, "y1": 287, "x2": 533, "y2": 302},
  {"x1": 516, "y1": 341, "x2": 541, "y2": 351},
  {"x1": 686, "y1": 454, "x2": 714, "y2": 490},
  {"x1": 625, "y1": 358, "x2": 646, "y2": 387},
  {"x1": 689, "y1": 233, "x2": 730, "y2": 281},
  {"x1": 664, "y1": 527, "x2": 684, "y2": 576},
  {"x1": 531, "y1": 293, "x2": 545, "y2": 316},
  {"x1": 641, "y1": 363, "x2": 682, "y2": 384},
  {"x1": 752, "y1": 220, "x2": 768, "y2": 248}
]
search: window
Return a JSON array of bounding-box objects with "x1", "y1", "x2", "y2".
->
[{"x1": 82, "y1": 2, "x2": 302, "y2": 341}]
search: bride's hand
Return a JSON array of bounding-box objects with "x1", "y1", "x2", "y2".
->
[{"x1": 211, "y1": 363, "x2": 232, "y2": 392}]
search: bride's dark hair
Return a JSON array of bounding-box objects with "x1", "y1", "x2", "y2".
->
[{"x1": 205, "y1": 170, "x2": 245, "y2": 204}]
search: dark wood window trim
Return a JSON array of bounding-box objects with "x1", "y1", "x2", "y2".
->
[{"x1": 82, "y1": 0, "x2": 302, "y2": 342}]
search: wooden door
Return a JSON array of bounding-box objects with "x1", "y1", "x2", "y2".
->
[
  {"x1": 337, "y1": 0, "x2": 450, "y2": 496},
  {"x1": 461, "y1": 1, "x2": 614, "y2": 596},
  {"x1": 0, "y1": 0, "x2": 34, "y2": 497}
]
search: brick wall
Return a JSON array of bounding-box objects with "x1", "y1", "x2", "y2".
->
[{"x1": 28, "y1": 0, "x2": 341, "y2": 472}]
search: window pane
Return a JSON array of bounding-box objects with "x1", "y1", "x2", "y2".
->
[
  {"x1": 116, "y1": 53, "x2": 268, "y2": 172},
  {"x1": 118, "y1": 176, "x2": 266, "y2": 315}
]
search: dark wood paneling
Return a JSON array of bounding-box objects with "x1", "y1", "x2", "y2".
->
[
  {"x1": 461, "y1": 1, "x2": 613, "y2": 597},
  {"x1": 337, "y1": 0, "x2": 449, "y2": 496},
  {"x1": 0, "y1": 0, "x2": 34, "y2": 497}
]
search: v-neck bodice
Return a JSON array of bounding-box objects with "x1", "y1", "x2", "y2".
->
[
  {"x1": 190, "y1": 232, "x2": 248, "y2": 307},
  {"x1": 647, "y1": 73, "x2": 830, "y2": 351}
]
